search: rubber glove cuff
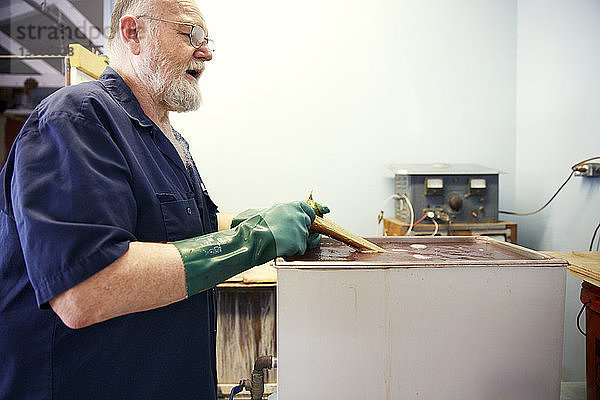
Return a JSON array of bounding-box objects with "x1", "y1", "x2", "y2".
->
[{"x1": 173, "y1": 201, "x2": 316, "y2": 297}]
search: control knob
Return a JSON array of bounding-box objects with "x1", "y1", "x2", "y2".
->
[{"x1": 448, "y1": 195, "x2": 463, "y2": 212}]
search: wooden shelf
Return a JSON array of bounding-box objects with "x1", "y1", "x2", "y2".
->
[{"x1": 383, "y1": 217, "x2": 517, "y2": 243}]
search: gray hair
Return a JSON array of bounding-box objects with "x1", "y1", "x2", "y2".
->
[{"x1": 107, "y1": 0, "x2": 157, "y2": 56}]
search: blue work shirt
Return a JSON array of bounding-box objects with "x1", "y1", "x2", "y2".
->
[{"x1": 0, "y1": 67, "x2": 219, "y2": 399}]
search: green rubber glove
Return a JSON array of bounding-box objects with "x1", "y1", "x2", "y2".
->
[
  {"x1": 173, "y1": 201, "x2": 316, "y2": 296},
  {"x1": 230, "y1": 202, "x2": 330, "y2": 249},
  {"x1": 231, "y1": 202, "x2": 330, "y2": 229},
  {"x1": 312, "y1": 202, "x2": 331, "y2": 217},
  {"x1": 230, "y1": 208, "x2": 264, "y2": 229}
]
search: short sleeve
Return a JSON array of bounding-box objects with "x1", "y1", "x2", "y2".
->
[{"x1": 12, "y1": 111, "x2": 137, "y2": 307}]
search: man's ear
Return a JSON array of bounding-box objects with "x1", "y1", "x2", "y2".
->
[{"x1": 119, "y1": 15, "x2": 141, "y2": 55}]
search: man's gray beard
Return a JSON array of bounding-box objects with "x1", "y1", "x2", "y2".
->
[{"x1": 137, "y1": 50, "x2": 203, "y2": 112}]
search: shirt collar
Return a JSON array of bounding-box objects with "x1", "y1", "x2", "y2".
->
[{"x1": 98, "y1": 66, "x2": 154, "y2": 128}]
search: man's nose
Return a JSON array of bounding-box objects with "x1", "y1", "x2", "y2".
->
[{"x1": 194, "y1": 45, "x2": 212, "y2": 62}]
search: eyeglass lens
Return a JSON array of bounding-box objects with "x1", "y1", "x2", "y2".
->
[
  {"x1": 191, "y1": 25, "x2": 214, "y2": 51},
  {"x1": 190, "y1": 25, "x2": 204, "y2": 47}
]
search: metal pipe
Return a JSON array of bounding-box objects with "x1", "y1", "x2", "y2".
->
[
  {"x1": 243, "y1": 355, "x2": 275, "y2": 400},
  {"x1": 253, "y1": 355, "x2": 274, "y2": 372}
]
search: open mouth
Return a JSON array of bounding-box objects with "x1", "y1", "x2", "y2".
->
[{"x1": 186, "y1": 69, "x2": 201, "y2": 79}]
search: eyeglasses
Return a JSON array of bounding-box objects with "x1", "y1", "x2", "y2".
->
[{"x1": 137, "y1": 15, "x2": 215, "y2": 52}]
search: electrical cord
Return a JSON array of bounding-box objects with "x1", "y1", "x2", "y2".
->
[
  {"x1": 499, "y1": 171, "x2": 574, "y2": 216},
  {"x1": 377, "y1": 194, "x2": 401, "y2": 235},
  {"x1": 499, "y1": 156, "x2": 600, "y2": 216},
  {"x1": 401, "y1": 194, "x2": 415, "y2": 236},
  {"x1": 590, "y1": 221, "x2": 600, "y2": 251},
  {"x1": 431, "y1": 218, "x2": 439, "y2": 236},
  {"x1": 413, "y1": 214, "x2": 428, "y2": 227},
  {"x1": 572, "y1": 156, "x2": 600, "y2": 170},
  {"x1": 577, "y1": 300, "x2": 590, "y2": 336},
  {"x1": 377, "y1": 194, "x2": 415, "y2": 236},
  {"x1": 407, "y1": 212, "x2": 439, "y2": 236}
]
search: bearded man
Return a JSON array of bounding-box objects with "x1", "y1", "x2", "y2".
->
[{"x1": 0, "y1": 0, "x2": 319, "y2": 398}]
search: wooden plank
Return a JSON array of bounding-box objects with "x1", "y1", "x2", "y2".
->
[
  {"x1": 568, "y1": 269, "x2": 600, "y2": 288},
  {"x1": 242, "y1": 263, "x2": 277, "y2": 283},
  {"x1": 220, "y1": 263, "x2": 277, "y2": 286},
  {"x1": 383, "y1": 217, "x2": 407, "y2": 236},
  {"x1": 542, "y1": 251, "x2": 600, "y2": 285},
  {"x1": 68, "y1": 44, "x2": 108, "y2": 81}
]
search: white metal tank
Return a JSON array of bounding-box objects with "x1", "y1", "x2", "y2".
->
[{"x1": 274, "y1": 236, "x2": 567, "y2": 400}]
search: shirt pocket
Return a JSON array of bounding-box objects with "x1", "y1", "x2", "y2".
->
[{"x1": 156, "y1": 192, "x2": 204, "y2": 242}]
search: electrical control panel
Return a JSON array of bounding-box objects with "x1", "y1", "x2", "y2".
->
[
  {"x1": 575, "y1": 163, "x2": 600, "y2": 177},
  {"x1": 387, "y1": 163, "x2": 500, "y2": 223}
]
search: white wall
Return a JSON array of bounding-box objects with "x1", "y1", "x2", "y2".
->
[
  {"x1": 515, "y1": 0, "x2": 600, "y2": 381},
  {"x1": 172, "y1": 0, "x2": 517, "y2": 235},
  {"x1": 172, "y1": 0, "x2": 599, "y2": 382}
]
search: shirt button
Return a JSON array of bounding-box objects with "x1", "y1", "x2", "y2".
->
[{"x1": 186, "y1": 207, "x2": 192, "y2": 215}]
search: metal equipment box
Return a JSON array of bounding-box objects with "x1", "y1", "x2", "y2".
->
[
  {"x1": 387, "y1": 163, "x2": 500, "y2": 223},
  {"x1": 274, "y1": 237, "x2": 567, "y2": 400}
]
